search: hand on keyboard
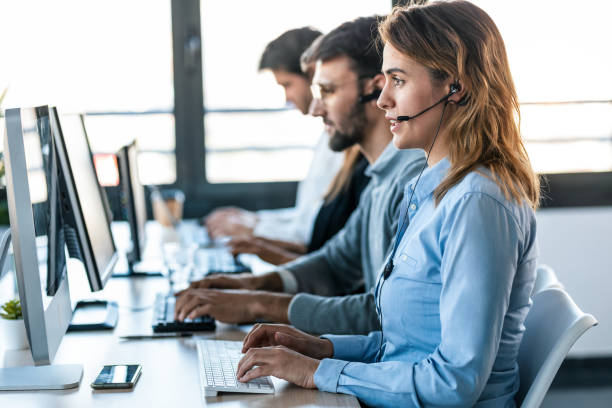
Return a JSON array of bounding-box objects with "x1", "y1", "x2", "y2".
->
[
  {"x1": 204, "y1": 207, "x2": 257, "y2": 238},
  {"x1": 173, "y1": 288, "x2": 262, "y2": 323},
  {"x1": 242, "y1": 324, "x2": 334, "y2": 360},
  {"x1": 227, "y1": 236, "x2": 299, "y2": 265},
  {"x1": 197, "y1": 340, "x2": 274, "y2": 397},
  {"x1": 183, "y1": 272, "x2": 256, "y2": 291},
  {"x1": 236, "y1": 345, "x2": 320, "y2": 389}
]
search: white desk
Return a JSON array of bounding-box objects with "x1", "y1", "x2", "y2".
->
[
  {"x1": 0, "y1": 222, "x2": 359, "y2": 407},
  {"x1": 0, "y1": 276, "x2": 359, "y2": 407}
]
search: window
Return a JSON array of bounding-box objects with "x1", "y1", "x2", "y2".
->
[
  {"x1": 201, "y1": 0, "x2": 391, "y2": 183},
  {"x1": 471, "y1": 0, "x2": 612, "y2": 175},
  {"x1": 0, "y1": 0, "x2": 175, "y2": 185}
]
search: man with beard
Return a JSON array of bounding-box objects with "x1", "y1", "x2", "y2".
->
[{"x1": 174, "y1": 16, "x2": 426, "y2": 335}]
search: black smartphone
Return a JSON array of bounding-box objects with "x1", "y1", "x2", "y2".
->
[{"x1": 91, "y1": 364, "x2": 142, "y2": 390}]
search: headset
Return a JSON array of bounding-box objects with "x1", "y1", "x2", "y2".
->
[
  {"x1": 358, "y1": 89, "x2": 382, "y2": 104},
  {"x1": 396, "y1": 82, "x2": 461, "y2": 122},
  {"x1": 374, "y1": 81, "x2": 463, "y2": 362},
  {"x1": 383, "y1": 82, "x2": 462, "y2": 280}
]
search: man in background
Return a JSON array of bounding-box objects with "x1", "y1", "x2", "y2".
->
[
  {"x1": 205, "y1": 27, "x2": 343, "y2": 247},
  {"x1": 176, "y1": 16, "x2": 426, "y2": 335}
]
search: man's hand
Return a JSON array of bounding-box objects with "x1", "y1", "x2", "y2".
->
[
  {"x1": 242, "y1": 323, "x2": 334, "y2": 360},
  {"x1": 173, "y1": 288, "x2": 292, "y2": 324},
  {"x1": 228, "y1": 236, "x2": 299, "y2": 265},
  {"x1": 204, "y1": 207, "x2": 258, "y2": 238},
  {"x1": 236, "y1": 346, "x2": 320, "y2": 389},
  {"x1": 185, "y1": 271, "x2": 284, "y2": 293},
  {"x1": 184, "y1": 273, "x2": 258, "y2": 291}
]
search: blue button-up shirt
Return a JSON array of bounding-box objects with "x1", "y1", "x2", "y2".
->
[{"x1": 314, "y1": 158, "x2": 538, "y2": 407}]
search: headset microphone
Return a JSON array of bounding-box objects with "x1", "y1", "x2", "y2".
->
[
  {"x1": 358, "y1": 89, "x2": 381, "y2": 104},
  {"x1": 375, "y1": 82, "x2": 459, "y2": 363},
  {"x1": 396, "y1": 83, "x2": 460, "y2": 122}
]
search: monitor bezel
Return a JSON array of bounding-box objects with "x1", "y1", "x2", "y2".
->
[
  {"x1": 49, "y1": 107, "x2": 117, "y2": 291},
  {"x1": 117, "y1": 141, "x2": 146, "y2": 263},
  {"x1": 3, "y1": 106, "x2": 73, "y2": 365}
]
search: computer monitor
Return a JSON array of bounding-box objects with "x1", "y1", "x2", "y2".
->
[
  {"x1": 50, "y1": 108, "x2": 118, "y2": 291},
  {"x1": 117, "y1": 141, "x2": 147, "y2": 264},
  {"x1": 1, "y1": 106, "x2": 82, "y2": 389},
  {"x1": 113, "y1": 140, "x2": 164, "y2": 277}
]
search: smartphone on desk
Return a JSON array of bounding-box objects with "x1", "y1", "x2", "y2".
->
[{"x1": 91, "y1": 364, "x2": 142, "y2": 390}]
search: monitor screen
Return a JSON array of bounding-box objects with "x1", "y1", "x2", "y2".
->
[
  {"x1": 51, "y1": 111, "x2": 116, "y2": 290},
  {"x1": 4, "y1": 106, "x2": 73, "y2": 365},
  {"x1": 23, "y1": 107, "x2": 67, "y2": 297},
  {"x1": 128, "y1": 144, "x2": 147, "y2": 253},
  {"x1": 119, "y1": 142, "x2": 147, "y2": 261}
]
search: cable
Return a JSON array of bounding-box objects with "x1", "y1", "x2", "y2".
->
[{"x1": 374, "y1": 100, "x2": 450, "y2": 362}]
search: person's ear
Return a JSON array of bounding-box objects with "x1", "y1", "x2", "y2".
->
[
  {"x1": 360, "y1": 73, "x2": 385, "y2": 95},
  {"x1": 372, "y1": 73, "x2": 385, "y2": 93},
  {"x1": 447, "y1": 80, "x2": 468, "y2": 105}
]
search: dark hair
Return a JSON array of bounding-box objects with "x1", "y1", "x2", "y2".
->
[
  {"x1": 300, "y1": 34, "x2": 324, "y2": 78},
  {"x1": 314, "y1": 16, "x2": 383, "y2": 78},
  {"x1": 259, "y1": 27, "x2": 322, "y2": 76}
]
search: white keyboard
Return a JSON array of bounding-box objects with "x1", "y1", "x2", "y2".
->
[{"x1": 196, "y1": 339, "x2": 275, "y2": 398}]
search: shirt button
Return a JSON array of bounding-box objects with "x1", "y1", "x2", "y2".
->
[{"x1": 409, "y1": 203, "x2": 417, "y2": 211}]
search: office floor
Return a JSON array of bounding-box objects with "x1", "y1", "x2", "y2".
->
[
  {"x1": 542, "y1": 387, "x2": 612, "y2": 407},
  {"x1": 541, "y1": 358, "x2": 612, "y2": 407}
]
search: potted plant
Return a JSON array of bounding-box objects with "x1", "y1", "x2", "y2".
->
[{"x1": 0, "y1": 298, "x2": 29, "y2": 350}]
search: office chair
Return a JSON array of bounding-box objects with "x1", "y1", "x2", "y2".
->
[
  {"x1": 532, "y1": 264, "x2": 564, "y2": 297},
  {"x1": 516, "y1": 288, "x2": 598, "y2": 408}
]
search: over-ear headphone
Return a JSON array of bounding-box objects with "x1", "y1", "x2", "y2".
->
[{"x1": 358, "y1": 89, "x2": 381, "y2": 104}]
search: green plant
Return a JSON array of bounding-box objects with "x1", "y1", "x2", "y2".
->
[{"x1": 1, "y1": 298, "x2": 22, "y2": 320}]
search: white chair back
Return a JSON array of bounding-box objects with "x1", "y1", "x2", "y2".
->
[
  {"x1": 516, "y1": 288, "x2": 597, "y2": 408},
  {"x1": 532, "y1": 264, "x2": 563, "y2": 297}
]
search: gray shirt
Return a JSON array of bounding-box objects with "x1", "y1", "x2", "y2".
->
[{"x1": 282, "y1": 143, "x2": 426, "y2": 334}]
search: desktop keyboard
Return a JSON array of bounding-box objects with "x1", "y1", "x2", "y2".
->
[
  {"x1": 196, "y1": 339, "x2": 274, "y2": 397},
  {"x1": 152, "y1": 293, "x2": 215, "y2": 333},
  {"x1": 192, "y1": 248, "x2": 251, "y2": 276},
  {"x1": 179, "y1": 223, "x2": 211, "y2": 247}
]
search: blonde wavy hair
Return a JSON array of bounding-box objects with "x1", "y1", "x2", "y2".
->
[{"x1": 379, "y1": 0, "x2": 540, "y2": 209}]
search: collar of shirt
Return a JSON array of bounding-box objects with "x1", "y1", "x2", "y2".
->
[
  {"x1": 365, "y1": 143, "x2": 425, "y2": 184},
  {"x1": 405, "y1": 156, "x2": 451, "y2": 205}
]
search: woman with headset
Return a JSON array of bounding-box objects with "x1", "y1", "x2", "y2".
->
[{"x1": 234, "y1": 1, "x2": 540, "y2": 406}]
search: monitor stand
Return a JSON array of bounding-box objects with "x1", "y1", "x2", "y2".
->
[
  {"x1": 112, "y1": 258, "x2": 164, "y2": 278},
  {"x1": 0, "y1": 230, "x2": 83, "y2": 390},
  {"x1": 0, "y1": 365, "x2": 83, "y2": 390}
]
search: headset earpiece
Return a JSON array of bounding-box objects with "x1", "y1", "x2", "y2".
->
[
  {"x1": 358, "y1": 89, "x2": 381, "y2": 104},
  {"x1": 396, "y1": 82, "x2": 464, "y2": 122}
]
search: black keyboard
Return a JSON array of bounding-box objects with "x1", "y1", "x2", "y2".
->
[{"x1": 152, "y1": 293, "x2": 215, "y2": 333}]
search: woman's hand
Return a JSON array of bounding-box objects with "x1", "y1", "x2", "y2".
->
[
  {"x1": 242, "y1": 323, "x2": 333, "y2": 360},
  {"x1": 237, "y1": 345, "x2": 320, "y2": 389}
]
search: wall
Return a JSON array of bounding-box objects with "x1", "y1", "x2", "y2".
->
[{"x1": 536, "y1": 206, "x2": 612, "y2": 357}]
